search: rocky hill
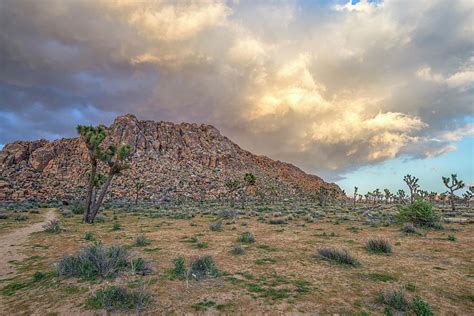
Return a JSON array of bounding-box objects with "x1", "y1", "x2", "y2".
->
[{"x1": 0, "y1": 114, "x2": 341, "y2": 202}]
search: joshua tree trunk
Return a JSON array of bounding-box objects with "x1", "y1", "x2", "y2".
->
[
  {"x1": 83, "y1": 160, "x2": 97, "y2": 222},
  {"x1": 86, "y1": 174, "x2": 114, "y2": 223},
  {"x1": 449, "y1": 189, "x2": 455, "y2": 211}
]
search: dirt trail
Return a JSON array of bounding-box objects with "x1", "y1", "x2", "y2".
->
[{"x1": 0, "y1": 209, "x2": 56, "y2": 281}]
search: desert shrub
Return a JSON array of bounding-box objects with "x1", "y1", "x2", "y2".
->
[
  {"x1": 61, "y1": 209, "x2": 74, "y2": 218},
  {"x1": 447, "y1": 234, "x2": 456, "y2": 242},
  {"x1": 112, "y1": 223, "x2": 121, "y2": 231},
  {"x1": 85, "y1": 286, "x2": 151, "y2": 312},
  {"x1": 84, "y1": 232, "x2": 95, "y2": 241},
  {"x1": 196, "y1": 241, "x2": 209, "y2": 249},
  {"x1": 33, "y1": 271, "x2": 46, "y2": 282},
  {"x1": 412, "y1": 296, "x2": 434, "y2": 316},
  {"x1": 209, "y1": 221, "x2": 222, "y2": 232},
  {"x1": 130, "y1": 258, "x2": 152, "y2": 275},
  {"x1": 401, "y1": 223, "x2": 419, "y2": 234},
  {"x1": 15, "y1": 214, "x2": 28, "y2": 221},
  {"x1": 71, "y1": 204, "x2": 84, "y2": 215},
  {"x1": 238, "y1": 232, "x2": 255, "y2": 243},
  {"x1": 397, "y1": 200, "x2": 440, "y2": 228},
  {"x1": 376, "y1": 288, "x2": 410, "y2": 311},
  {"x1": 168, "y1": 257, "x2": 187, "y2": 280},
  {"x1": 318, "y1": 247, "x2": 360, "y2": 266},
  {"x1": 0, "y1": 213, "x2": 9, "y2": 219},
  {"x1": 56, "y1": 244, "x2": 129, "y2": 279},
  {"x1": 29, "y1": 209, "x2": 40, "y2": 214},
  {"x1": 95, "y1": 215, "x2": 106, "y2": 223},
  {"x1": 189, "y1": 256, "x2": 220, "y2": 279},
  {"x1": 134, "y1": 234, "x2": 150, "y2": 247},
  {"x1": 43, "y1": 219, "x2": 62, "y2": 233},
  {"x1": 231, "y1": 244, "x2": 245, "y2": 255},
  {"x1": 268, "y1": 218, "x2": 287, "y2": 225},
  {"x1": 366, "y1": 239, "x2": 392, "y2": 254}
]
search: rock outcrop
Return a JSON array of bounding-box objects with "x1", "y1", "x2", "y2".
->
[{"x1": 0, "y1": 114, "x2": 341, "y2": 202}]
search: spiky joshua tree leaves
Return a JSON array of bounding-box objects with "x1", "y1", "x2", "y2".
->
[
  {"x1": 353, "y1": 186, "x2": 358, "y2": 208},
  {"x1": 225, "y1": 178, "x2": 240, "y2": 207},
  {"x1": 442, "y1": 174, "x2": 465, "y2": 211},
  {"x1": 77, "y1": 125, "x2": 132, "y2": 223},
  {"x1": 403, "y1": 174, "x2": 420, "y2": 203}
]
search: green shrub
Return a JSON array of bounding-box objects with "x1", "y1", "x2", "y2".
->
[
  {"x1": 189, "y1": 256, "x2": 220, "y2": 280},
  {"x1": 376, "y1": 288, "x2": 410, "y2": 311},
  {"x1": 231, "y1": 244, "x2": 245, "y2": 255},
  {"x1": 112, "y1": 223, "x2": 121, "y2": 231},
  {"x1": 401, "y1": 223, "x2": 419, "y2": 234},
  {"x1": 318, "y1": 247, "x2": 360, "y2": 266},
  {"x1": 55, "y1": 244, "x2": 129, "y2": 279},
  {"x1": 447, "y1": 234, "x2": 456, "y2": 242},
  {"x1": 134, "y1": 234, "x2": 150, "y2": 247},
  {"x1": 238, "y1": 232, "x2": 255, "y2": 243},
  {"x1": 0, "y1": 213, "x2": 9, "y2": 219},
  {"x1": 268, "y1": 218, "x2": 287, "y2": 225},
  {"x1": 15, "y1": 214, "x2": 28, "y2": 221},
  {"x1": 130, "y1": 258, "x2": 152, "y2": 275},
  {"x1": 71, "y1": 204, "x2": 84, "y2": 215},
  {"x1": 84, "y1": 232, "x2": 95, "y2": 241},
  {"x1": 196, "y1": 241, "x2": 209, "y2": 249},
  {"x1": 85, "y1": 286, "x2": 151, "y2": 312},
  {"x1": 397, "y1": 200, "x2": 440, "y2": 227},
  {"x1": 412, "y1": 296, "x2": 433, "y2": 316},
  {"x1": 33, "y1": 271, "x2": 46, "y2": 282},
  {"x1": 366, "y1": 239, "x2": 392, "y2": 254},
  {"x1": 209, "y1": 221, "x2": 222, "y2": 232},
  {"x1": 168, "y1": 257, "x2": 187, "y2": 280},
  {"x1": 42, "y1": 219, "x2": 62, "y2": 233}
]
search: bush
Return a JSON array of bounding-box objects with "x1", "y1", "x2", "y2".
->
[
  {"x1": 61, "y1": 209, "x2": 74, "y2": 218},
  {"x1": 318, "y1": 247, "x2": 360, "y2": 266},
  {"x1": 238, "y1": 232, "x2": 255, "y2": 243},
  {"x1": 401, "y1": 223, "x2": 419, "y2": 234},
  {"x1": 231, "y1": 244, "x2": 245, "y2": 255},
  {"x1": 135, "y1": 234, "x2": 151, "y2": 247},
  {"x1": 412, "y1": 296, "x2": 434, "y2": 316},
  {"x1": 85, "y1": 286, "x2": 151, "y2": 312},
  {"x1": 42, "y1": 219, "x2": 62, "y2": 233},
  {"x1": 71, "y1": 204, "x2": 84, "y2": 215},
  {"x1": 112, "y1": 223, "x2": 121, "y2": 231},
  {"x1": 15, "y1": 214, "x2": 28, "y2": 221},
  {"x1": 56, "y1": 244, "x2": 129, "y2": 279},
  {"x1": 0, "y1": 213, "x2": 9, "y2": 220},
  {"x1": 209, "y1": 221, "x2": 222, "y2": 232},
  {"x1": 268, "y1": 218, "x2": 287, "y2": 225},
  {"x1": 168, "y1": 257, "x2": 187, "y2": 280},
  {"x1": 366, "y1": 239, "x2": 392, "y2": 254},
  {"x1": 130, "y1": 258, "x2": 152, "y2": 275},
  {"x1": 376, "y1": 288, "x2": 410, "y2": 311},
  {"x1": 189, "y1": 256, "x2": 220, "y2": 280},
  {"x1": 33, "y1": 271, "x2": 46, "y2": 282},
  {"x1": 84, "y1": 232, "x2": 95, "y2": 241},
  {"x1": 397, "y1": 200, "x2": 440, "y2": 228}
]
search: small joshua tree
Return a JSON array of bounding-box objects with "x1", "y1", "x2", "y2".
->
[
  {"x1": 353, "y1": 186, "x2": 358, "y2": 208},
  {"x1": 442, "y1": 174, "x2": 465, "y2": 211},
  {"x1": 403, "y1": 174, "x2": 420, "y2": 203},
  {"x1": 373, "y1": 189, "x2": 382, "y2": 204},
  {"x1": 77, "y1": 125, "x2": 132, "y2": 223},
  {"x1": 319, "y1": 187, "x2": 329, "y2": 207},
  {"x1": 225, "y1": 178, "x2": 240, "y2": 207},
  {"x1": 241, "y1": 173, "x2": 256, "y2": 208},
  {"x1": 383, "y1": 188, "x2": 391, "y2": 204},
  {"x1": 463, "y1": 190, "x2": 472, "y2": 207},
  {"x1": 397, "y1": 189, "x2": 406, "y2": 204},
  {"x1": 134, "y1": 181, "x2": 145, "y2": 206}
]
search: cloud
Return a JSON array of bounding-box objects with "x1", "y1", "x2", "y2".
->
[{"x1": 0, "y1": 0, "x2": 472, "y2": 178}]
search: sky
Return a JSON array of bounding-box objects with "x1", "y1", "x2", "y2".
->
[{"x1": 0, "y1": 0, "x2": 473, "y2": 194}]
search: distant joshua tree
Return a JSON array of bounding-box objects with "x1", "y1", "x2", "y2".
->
[
  {"x1": 319, "y1": 187, "x2": 329, "y2": 207},
  {"x1": 134, "y1": 181, "x2": 145, "y2": 205},
  {"x1": 463, "y1": 189, "x2": 472, "y2": 207},
  {"x1": 397, "y1": 189, "x2": 406, "y2": 204},
  {"x1": 353, "y1": 186, "x2": 358, "y2": 207},
  {"x1": 225, "y1": 178, "x2": 241, "y2": 207},
  {"x1": 403, "y1": 174, "x2": 420, "y2": 203},
  {"x1": 77, "y1": 125, "x2": 132, "y2": 223},
  {"x1": 373, "y1": 189, "x2": 382, "y2": 204},
  {"x1": 442, "y1": 174, "x2": 465, "y2": 211},
  {"x1": 241, "y1": 173, "x2": 256, "y2": 208},
  {"x1": 383, "y1": 189, "x2": 392, "y2": 204}
]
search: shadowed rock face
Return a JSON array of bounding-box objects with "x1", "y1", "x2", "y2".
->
[{"x1": 0, "y1": 114, "x2": 341, "y2": 202}]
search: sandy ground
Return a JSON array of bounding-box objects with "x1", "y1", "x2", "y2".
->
[{"x1": 0, "y1": 209, "x2": 56, "y2": 281}]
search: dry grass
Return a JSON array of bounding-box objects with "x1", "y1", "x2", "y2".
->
[{"x1": 0, "y1": 202, "x2": 472, "y2": 314}]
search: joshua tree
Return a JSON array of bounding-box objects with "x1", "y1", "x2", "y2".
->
[
  {"x1": 463, "y1": 190, "x2": 472, "y2": 207},
  {"x1": 134, "y1": 181, "x2": 145, "y2": 205},
  {"x1": 403, "y1": 174, "x2": 419, "y2": 203},
  {"x1": 383, "y1": 189, "x2": 391, "y2": 204},
  {"x1": 225, "y1": 178, "x2": 240, "y2": 207},
  {"x1": 319, "y1": 187, "x2": 329, "y2": 207},
  {"x1": 397, "y1": 189, "x2": 406, "y2": 204},
  {"x1": 373, "y1": 189, "x2": 382, "y2": 204},
  {"x1": 77, "y1": 125, "x2": 132, "y2": 223},
  {"x1": 241, "y1": 173, "x2": 256, "y2": 208},
  {"x1": 353, "y1": 186, "x2": 358, "y2": 207},
  {"x1": 442, "y1": 174, "x2": 465, "y2": 211}
]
